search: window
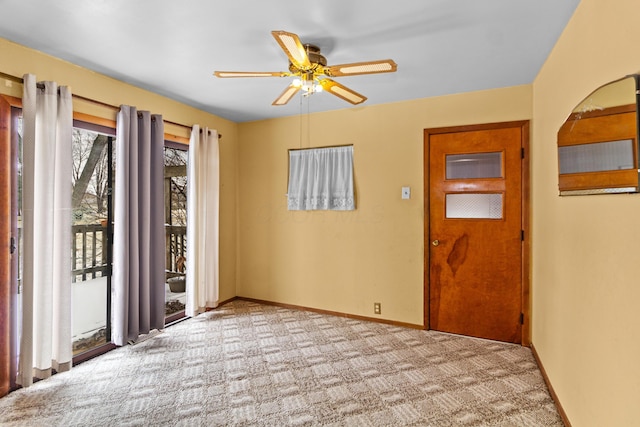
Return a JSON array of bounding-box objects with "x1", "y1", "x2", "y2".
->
[
  {"x1": 287, "y1": 145, "x2": 355, "y2": 211},
  {"x1": 557, "y1": 75, "x2": 639, "y2": 195}
]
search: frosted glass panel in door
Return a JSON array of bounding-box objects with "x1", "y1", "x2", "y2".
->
[
  {"x1": 446, "y1": 193, "x2": 503, "y2": 219},
  {"x1": 446, "y1": 152, "x2": 502, "y2": 179}
]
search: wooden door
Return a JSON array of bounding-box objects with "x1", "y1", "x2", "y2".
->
[{"x1": 425, "y1": 121, "x2": 529, "y2": 344}]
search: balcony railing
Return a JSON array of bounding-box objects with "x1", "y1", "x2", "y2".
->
[
  {"x1": 165, "y1": 225, "x2": 186, "y2": 277},
  {"x1": 71, "y1": 224, "x2": 187, "y2": 282},
  {"x1": 72, "y1": 224, "x2": 107, "y2": 282},
  {"x1": 12, "y1": 223, "x2": 188, "y2": 354}
]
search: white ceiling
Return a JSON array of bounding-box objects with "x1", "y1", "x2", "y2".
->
[{"x1": 0, "y1": 0, "x2": 580, "y2": 123}]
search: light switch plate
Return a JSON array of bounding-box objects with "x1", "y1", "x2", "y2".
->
[{"x1": 402, "y1": 186, "x2": 411, "y2": 199}]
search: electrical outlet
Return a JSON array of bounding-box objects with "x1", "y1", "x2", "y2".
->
[{"x1": 374, "y1": 302, "x2": 381, "y2": 314}]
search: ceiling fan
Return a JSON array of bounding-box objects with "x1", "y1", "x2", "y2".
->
[{"x1": 214, "y1": 30, "x2": 397, "y2": 106}]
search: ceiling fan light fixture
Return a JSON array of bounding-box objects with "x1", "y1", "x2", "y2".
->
[
  {"x1": 301, "y1": 79, "x2": 321, "y2": 94},
  {"x1": 215, "y1": 31, "x2": 397, "y2": 106},
  {"x1": 293, "y1": 73, "x2": 322, "y2": 95}
]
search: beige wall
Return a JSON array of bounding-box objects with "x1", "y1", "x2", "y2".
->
[
  {"x1": 237, "y1": 86, "x2": 532, "y2": 325},
  {"x1": 533, "y1": 0, "x2": 640, "y2": 425},
  {"x1": 0, "y1": 38, "x2": 239, "y2": 303}
]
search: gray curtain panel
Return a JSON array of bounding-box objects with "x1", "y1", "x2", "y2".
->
[{"x1": 112, "y1": 106, "x2": 165, "y2": 346}]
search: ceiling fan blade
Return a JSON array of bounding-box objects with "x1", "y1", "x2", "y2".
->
[
  {"x1": 272, "y1": 83, "x2": 301, "y2": 106},
  {"x1": 271, "y1": 30, "x2": 312, "y2": 70},
  {"x1": 324, "y1": 59, "x2": 397, "y2": 77},
  {"x1": 214, "y1": 71, "x2": 287, "y2": 78},
  {"x1": 318, "y1": 79, "x2": 367, "y2": 105}
]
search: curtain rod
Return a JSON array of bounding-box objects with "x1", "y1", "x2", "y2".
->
[
  {"x1": 288, "y1": 144, "x2": 354, "y2": 152},
  {"x1": 0, "y1": 71, "x2": 222, "y2": 139}
]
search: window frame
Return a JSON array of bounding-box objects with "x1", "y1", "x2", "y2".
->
[
  {"x1": 163, "y1": 139, "x2": 189, "y2": 325},
  {"x1": 70, "y1": 114, "x2": 118, "y2": 364},
  {"x1": 557, "y1": 104, "x2": 639, "y2": 195}
]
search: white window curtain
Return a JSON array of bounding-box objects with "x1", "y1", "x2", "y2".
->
[
  {"x1": 287, "y1": 145, "x2": 355, "y2": 210},
  {"x1": 112, "y1": 106, "x2": 165, "y2": 346},
  {"x1": 19, "y1": 74, "x2": 73, "y2": 386},
  {"x1": 185, "y1": 126, "x2": 220, "y2": 316}
]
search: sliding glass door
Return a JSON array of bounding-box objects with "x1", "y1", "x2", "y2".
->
[
  {"x1": 5, "y1": 106, "x2": 187, "y2": 382},
  {"x1": 70, "y1": 123, "x2": 115, "y2": 355},
  {"x1": 164, "y1": 143, "x2": 188, "y2": 323},
  {"x1": 12, "y1": 114, "x2": 117, "y2": 358}
]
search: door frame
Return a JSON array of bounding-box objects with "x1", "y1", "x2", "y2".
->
[
  {"x1": 423, "y1": 120, "x2": 531, "y2": 346},
  {"x1": 0, "y1": 94, "x2": 21, "y2": 396}
]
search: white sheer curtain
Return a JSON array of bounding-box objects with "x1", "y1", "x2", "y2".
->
[
  {"x1": 185, "y1": 126, "x2": 219, "y2": 316},
  {"x1": 287, "y1": 145, "x2": 355, "y2": 210},
  {"x1": 19, "y1": 74, "x2": 73, "y2": 386},
  {"x1": 112, "y1": 106, "x2": 165, "y2": 345}
]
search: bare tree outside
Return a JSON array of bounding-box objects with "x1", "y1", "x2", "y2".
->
[
  {"x1": 72, "y1": 129, "x2": 110, "y2": 224},
  {"x1": 164, "y1": 147, "x2": 188, "y2": 226}
]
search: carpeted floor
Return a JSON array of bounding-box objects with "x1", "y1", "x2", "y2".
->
[{"x1": 0, "y1": 300, "x2": 563, "y2": 426}]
